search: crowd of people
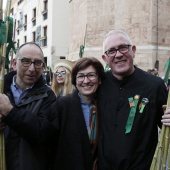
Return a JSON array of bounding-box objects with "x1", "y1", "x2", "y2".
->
[{"x1": 0, "y1": 30, "x2": 170, "y2": 170}]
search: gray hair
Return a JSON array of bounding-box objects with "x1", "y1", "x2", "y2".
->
[{"x1": 102, "y1": 30, "x2": 132, "y2": 53}]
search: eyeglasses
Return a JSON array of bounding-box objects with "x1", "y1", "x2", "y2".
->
[
  {"x1": 18, "y1": 58, "x2": 44, "y2": 69},
  {"x1": 105, "y1": 44, "x2": 132, "y2": 58},
  {"x1": 76, "y1": 72, "x2": 98, "y2": 82},
  {"x1": 54, "y1": 71, "x2": 66, "y2": 77}
]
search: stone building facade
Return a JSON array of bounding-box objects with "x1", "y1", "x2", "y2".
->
[{"x1": 68, "y1": 0, "x2": 170, "y2": 76}]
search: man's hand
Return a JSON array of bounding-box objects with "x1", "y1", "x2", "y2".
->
[
  {"x1": 0, "y1": 93, "x2": 13, "y2": 116},
  {"x1": 161, "y1": 105, "x2": 170, "y2": 126}
]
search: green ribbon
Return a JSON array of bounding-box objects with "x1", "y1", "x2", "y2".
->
[
  {"x1": 5, "y1": 16, "x2": 17, "y2": 70},
  {"x1": 79, "y1": 45, "x2": 84, "y2": 58},
  {"x1": 0, "y1": 20, "x2": 6, "y2": 45},
  {"x1": 125, "y1": 96, "x2": 139, "y2": 134},
  {"x1": 164, "y1": 58, "x2": 170, "y2": 84},
  {"x1": 0, "y1": 20, "x2": 6, "y2": 64},
  {"x1": 6, "y1": 16, "x2": 13, "y2": 43}
]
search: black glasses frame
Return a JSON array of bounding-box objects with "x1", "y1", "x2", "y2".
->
[
  {"x1": 105, "y1": 44, "x2": 132, "y2": 58},
  {"x1": 18, "y1": 58, "x2": 44, "y2": 69},
  {"x1": 76, "y1": 72, "x2": 98, "y2": 82}
]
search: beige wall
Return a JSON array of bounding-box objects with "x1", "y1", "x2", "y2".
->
[
  {"x1": 11, "y1": 0, "x2": 17, "y2": 6},
  {"x1": 68, "y1": 0, "x2": 170, "y2": 76},
  {"x1": 50, "y1": 0, "x2": 70, "y2": 64},
  {"x1": 68, "y1": 1, "x2": 88, "y2": 60}
]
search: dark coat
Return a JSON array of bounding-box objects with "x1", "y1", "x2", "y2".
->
[
  {"x1": 51, "y1": 89, "x2": 93, "y2": 170},
  {"x1": 2, "y1": 71, "x2": 58, "y2": 170},
  {"x1": 98, "y1": 67, "x2": 167, "y2": 170}
]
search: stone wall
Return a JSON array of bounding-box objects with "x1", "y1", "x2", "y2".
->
[
  {"x1": 68, "y1": 0, "x2": 170, "y2": 76},
  {"x1": 68, "y1": 1, "x2": 88, "y2": 59}
]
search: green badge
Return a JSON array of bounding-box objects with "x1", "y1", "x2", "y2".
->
[{"x1": 139, "y1": 98, "x2": 149, "y2": 113}]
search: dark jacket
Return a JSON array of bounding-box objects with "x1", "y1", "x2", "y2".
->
[
  {"x1": 98, "y1": 67, "x2": 167, "y2": 170},
  {"x1": 2, "y1": 71, "x2": 58, "y2": 170},
  {"x1": 51, "y1": 89, "x2": 93, "y2": 170}
]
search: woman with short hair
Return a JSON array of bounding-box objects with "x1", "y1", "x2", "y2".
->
[{"x1": 51, "y1": 57, "x2": 105, "y2": 170}]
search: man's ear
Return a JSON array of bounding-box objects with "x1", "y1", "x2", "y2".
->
[
  {"x1": 12, "y1": 58, "x2": 17, "y2": 71},
  {"x1": 132, "y1": 45, "x2": 136, "y2": 54},
  {"x1": 131, "y1": 45, "x2": 136, "y2": 59},
  {"x1": 102, "y1": 54, "x2": 107, "y2": 64}
]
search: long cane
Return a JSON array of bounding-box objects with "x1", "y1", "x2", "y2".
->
[
  {"x1": 0, "y1": 0, "x2": 12, "y2": 169},
  {"x1": 150, "y1": 90, "x2": 170, "y2": 170},
  {"x1": 0, "y1": 0, "x2": 6, "y2": 168}
]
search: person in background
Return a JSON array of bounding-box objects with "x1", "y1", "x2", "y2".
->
[
  {"x1": 43, "y1": 66, "x2": 53, "y2": 86},
  {"x1": 97, "y1": 29, "x2": 170, "y2": 170},
  {"x1": 147, "y1": 68, "x2": 159, "y2": 76},
  {"x1": 47, "y1": 67, "x2": 53, "y2": 86},
  {"x1": 51, "y1": 57, "x2": 105, "y2": 170},
  {"x1": 0, "y1": 42, "x2": 58, "y2": 170},
  {"x1": 51, "y1": 59, "x2": 74, "y2": 96}
]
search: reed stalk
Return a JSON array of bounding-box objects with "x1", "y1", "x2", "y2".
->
[
  {"x1": 162, "y1": 127, "x2": 170, "y2": 170},
  {"x1": 168, "y1": 145, "x2": 170, "y2": 169},
  {"x1": 150, "y1": 89, "x2": 170, "y2": 170},
  {"x1": 0, "y1": 0, "x2": 12, "y2": 170},
  {"x1": 0, "y1": 0, "x2": 6, "y2": 168}
]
